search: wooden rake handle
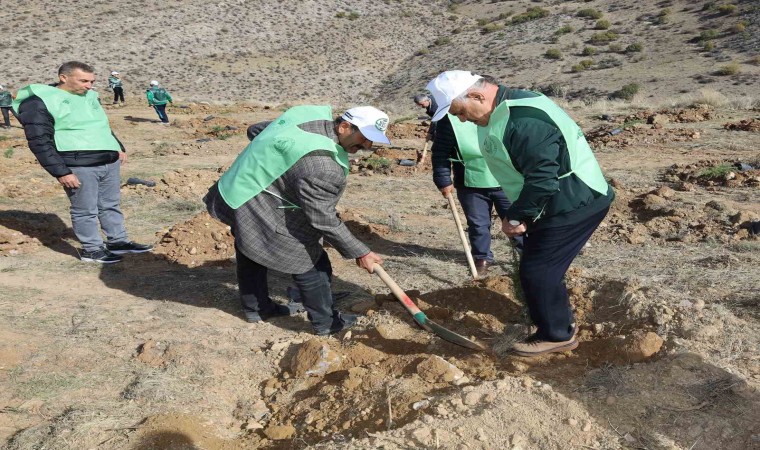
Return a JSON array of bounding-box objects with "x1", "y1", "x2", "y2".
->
[{"x1": 446, "y1": 192, "x2": 479, "y2": 279}]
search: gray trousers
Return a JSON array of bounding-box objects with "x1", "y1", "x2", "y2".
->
[{"x1": 65, "y1": 161, "x2": 128, "y2": 252}]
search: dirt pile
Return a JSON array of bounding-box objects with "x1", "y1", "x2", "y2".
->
[
  {"x1": 723, "y1": 118, "x2": 760, "y2": 132},
  {"x1": 124, "y1": 168, "x2": 221, "y2": 201},
  {"x1": 154, "y1": 211, "x2": 234, "y2": 266},
  {"x1": 664, "y1": 159, "x2": 760, "y2": 188},
  {"x1": 586, "y1": 124, "x2": 701, "y2": 149},
  {"x1": 598, "y1": 185, "x2": 759, "y2": 244},
  {"x1": 229, "y1": 270, "x2": 675, "y2": 447},
  {"x1": 386, "y1": 121, "x2": 428, "y2": 141}
]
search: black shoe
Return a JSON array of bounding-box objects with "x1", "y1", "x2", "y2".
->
[
  {"x1": 106, "y1": 241, "x2": 154, "y2": 255},
  {"x1": 314, "y1": 312, "x2": 358, "y2": 336},
  {"x1": 245, "y1": 303, "x2": 298, "y2": 323},
  {"x1": 80, "y1": 248, "x2": 123, "y2": 264}
]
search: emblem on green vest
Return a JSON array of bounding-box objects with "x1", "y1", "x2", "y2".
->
[
  {"x1": 375, "y1": 118, "x2": 388, "y2": 131},
  {"x1": 273, "y1": 137, "x2": 295, "y2": 154},
  {"x1": 483, "y1": 136, "x2": 499, "y2": 155}
]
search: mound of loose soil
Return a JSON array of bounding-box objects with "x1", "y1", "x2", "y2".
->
[
  {"x1": 664, "y1": 159, "x2": 760, "y2": 188},
  {"x1": 386, "y1": 121, "x2": 428, "y2": 140},
  {"x1": 124, "y1": 168, "x2": 221, "y2": 201},
  {"x1": 597, "y1": 186, "x2": 759, "y2": 244},
  {"x1": 154, "y1": 211, "x2": 234, "y2": 266},
  {"x1": 586, "y1": 124, "x2": 702, "y2": 149},
  {"x1": 723, "y1": 118, "x2": 760, "y2": 132}
]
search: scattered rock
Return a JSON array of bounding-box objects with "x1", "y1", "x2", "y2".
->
[
  {"x1": 416, "y1": 355, "x2": 464, "y2": 383},
  {"x1": 290, "y1": 339, "x2": 344, "y2": 378},
  {"x1": 463, "y1": 391, "x2": 481, "y2": 406},
  {"x1": 264, "y1": 424, "x2": 296, "y2": 440}
]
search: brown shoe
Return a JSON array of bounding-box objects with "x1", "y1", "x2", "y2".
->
[
  {"x1": 474, "y1": 259, "x2": 491, "y2": 276},
  {"x1": 512, "y1": 334, "x2": 578, "y2": 357}
]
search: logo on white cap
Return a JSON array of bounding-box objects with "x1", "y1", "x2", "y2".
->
[
  {"x1": 425, "y1": 70, "x2": 483, "y2": 122},
  {"x1": 341, "y1": 106, "x2": 391, "y2": 145}
]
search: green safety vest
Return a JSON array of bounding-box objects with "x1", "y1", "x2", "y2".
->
[
  {"x1": 447, "y1": 114, "x2": 500, "y2": 188},
  {"x1": 217, "y1": 105, "x2": 349, "y2": 209},
  {"x1": 12, "y1": 84, "x2": 121, "y2": 152},
  {"x1": 0, "y1": 91, "x2": 12, "y2": 107},
  {"x1": 478, "y1": 93, "x2": 609, "y2": 204}
]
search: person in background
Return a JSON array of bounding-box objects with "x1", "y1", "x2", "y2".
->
[
  {"x1": 146, "y1": 80, "x2": 173, "y2": 124},
  {"x1": 108, "y1": 71, "x2": 125, "y2": 105},
  {"x1": 0, "y1": 84, "x2": 19, "y2": 128}
]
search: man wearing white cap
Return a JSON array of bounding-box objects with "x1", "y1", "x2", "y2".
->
[
  {"x1": 146, "y1": 80, "x2": 172, "y2": 124},
  {"x1": 203, "y1": 105, "x2": 389, "y2": 335},
  {"x1": 426, "y1": 70, "x2": 614, "y2": 357},
  {"x1": 108, "y1": 71, "x2": 125, "y2": 105}
]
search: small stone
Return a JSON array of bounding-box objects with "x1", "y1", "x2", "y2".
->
[
  {"x1": 463, "y1": 392, "x2": 482, "y2": 406},
  {"x1": 495, "y1": 380, "x2": 509, "y2": 390},
  {"x1": 567, "y1": 418, "x2": 578, "y2": 427},
  {"x1": 188, "y1": 247, "x2": 197, "y2": 255},
  {"x1": 422, "y1": 414, "x2": 435, "y2": 424},
  {"x1": 416, "y1": 355, "x2": 464, "y2": 383},
  {"x1": 412, "y1": 427, "x2": 432, "y2": 443},
  {"x1": 583, "y1": 421, "x2": 592, "y2": 432},
  {"x1": 522, "y1": 378, "x2": 532, "y2": 388},
  {"x1": 413, "y1": 399, "x2": 430, "y2": 411},
  {"x1": 693, "y1": 299, "x2": 706, "y2": 311},
  {"x1": 606, "y1": 396, "x2": 617, "y2": 405},
  {"x1": 264, "y1": 424, "x2": 296, "y2": 440},
  {"x1": 263, "y1": 386, "x2": 277, "y2": 397}
]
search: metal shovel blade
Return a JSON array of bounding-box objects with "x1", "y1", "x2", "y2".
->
[{"x1": 373, "y1": 265, "x2": 488, "y2": 352}]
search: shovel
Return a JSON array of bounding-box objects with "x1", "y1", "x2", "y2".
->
[
  {"x1": 372, "y1": 264, "x2": 487, "y2": 352},
  {"x1": 414, "y1": 141, "x2": 431, "y2": 173},
  {"x1": 446, "y1": 192, "x2": 479, "y2": 280}
]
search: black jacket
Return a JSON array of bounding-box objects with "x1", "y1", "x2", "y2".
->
[
  {"x1": 17, "y1": 95, "x2": 125, "y2": 178},
  {"x1": 496, "y1": 86, "x2": 613, "y2": 228},
  {"x1": 431, "y1": 115, "x2": 465, "y2": 189}
]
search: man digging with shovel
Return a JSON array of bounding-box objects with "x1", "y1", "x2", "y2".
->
[
  {"x1": 204, "y1": 105, "x2": 388, "y2": 335},
  {"x1": 426, "y1": 71, "x2": 615, "y2": 357}
]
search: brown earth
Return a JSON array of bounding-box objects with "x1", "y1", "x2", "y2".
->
[{"x1": 0, "y1": 100, "x2": 758, "y2": 450}]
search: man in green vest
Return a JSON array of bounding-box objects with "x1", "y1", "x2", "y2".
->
[
  {"x1": 13, "y1": 61, "x2": 153, "y2": 263},
  {"x1": 431, "y1": 108, "x2": 518, "y2": 276},
  {"x1": 108, "y1": 71, "x2": 125, "y2": 105},
  {"x1": 427, "y1": 70, "x2": 614, "y2": 357},
  {"x1": 204, "y1": 105, "x2": 388, "y2": 335},
  {"x1": 0, "y1": 84, "x2": 18, "y2": 128},
  {"x1": 146, "y1": 80, "x2": 173, "y2": 124}
]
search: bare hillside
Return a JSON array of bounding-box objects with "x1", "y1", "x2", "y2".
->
[{"x1": 2, "y1": 0, "x2": 758, "y2": 111}]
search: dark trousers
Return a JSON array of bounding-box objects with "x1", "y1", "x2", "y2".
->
[
  {"x1": 236, "y1": 246, "x2": 338, "y2": 331},
  {"x1": 153, "y1": 104, "x2": 168, "y2": 123},
  {"x1": 457, "y1": 186, "x2": 512, "y2": 262},
  {"x1": 113, "y1": 87, "x2": 124, "y2": 103},
  {"x1": 1, "y1": 107, "x2": 19, "y2": 127},
  {"x1": 520, "y1": 207, "x2": 609, "y2": 341}
]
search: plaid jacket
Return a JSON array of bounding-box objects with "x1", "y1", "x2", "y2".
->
[{"x1": 204, "y1": 120, "x2": 369, "y2": 274}]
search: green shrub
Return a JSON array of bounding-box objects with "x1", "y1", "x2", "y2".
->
[
  {"x1": 335, "y1": 12, "x2": 346, "y2": 18},
  {"x1": 625, "y1": 43, "x2": 643, "y2": 53},
  {"x1": 699, "y1": 29, "x2": 719, "y2": 41},
  {"x1": 589, "y1": 31, "x2": 619, "y2": 44},
  {"x1": 654, "y1": 8, "x2": 671, "y2": 24},
  {"x1": 365, "y1": 156, "x2": 392, "y2": 169},
  {"x1": 3, "y1": 148, "x2": 13, "y2": 159},
  {"x1": 415, "y1": 48, "x2": 429, "y2": 56},
  {"x1": 577, "y1": 8, "x2": 603, "y2": 19},
  {"x1": 698, "y1": 164, "x2": 733, "y2": 178},
  {"x1": 571, "y1": 59, "x2": 595, "y2": 72},
  {"x1": 608, "y1": 43, "x2": 623, "y2": 52},
  {"x1": 555, "y1": 25, "x2": 574, "y2": 35},
  {"x1": 348, "y1": 11, "x2": 360, "y2": 20},
  {"x1": 595, "y1": 19, "x2": 611, "y2": 30},
  {"x1": 598, "y1": 56, "x2": 622, "y2": 69},
  {"x1": 481, "y1": 22, "x2": 505, "y2": 34},
  {"x1": 703, "y1": 41, "x2": 715, "y2": 51},
  {"x1": 750, "y1": 55, "x2": 760, "y2": 65},
  {"x1": 610, "y1": 83, "x2": 640, "y2": 100},
  {"x1": 582, "y1": 46, "x2": 597, "y2": 56},
  {"x1": 717, "y1": 4, "x2": 738, "y2": 15},
  {"x1": 511, "y1": 7, "x2": 549, "y2": 24},
  {"x1": 545, "y1": 48, "x2": 563, "y2": 59},
  {"x1": 434, "y1": 36, "x2": 451, "y2": 46},
  {"x1": 729, "y1": 22, "x2": 746, "y2": 33},
  {"x1": 715, "y1": 62, "x2": 740, "y2": 75}
]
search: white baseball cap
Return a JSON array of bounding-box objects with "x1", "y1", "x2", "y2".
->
[
  {"x1": 150, "y1": 80, "x2": 159, "y2": 86},
  {"x1": 341, "y1": 106, "x2": 391, "y2": 145},
  {"x1": 426, "y1": 70, "x2": 483, "y2": 122},
  {"x1": 111, "y1": 71, "x2": 119, "y2": 75}
]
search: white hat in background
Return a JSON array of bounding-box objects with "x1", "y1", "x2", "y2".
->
[
  {"x1": 111, "y1": 71, "x2": 119, "y2": 75},
  {"x1": 150, "y1": 80, "x2": 159, "y2": 86},
  {"x1": 0, "y1": 85, "x2": 4, "y2": 90},
  {"x1": 425, "y1": 70, "x2": 483, "y2": 121},
  {"x1": 341, "y1": 106, "x2": 391, "y2": 145}
]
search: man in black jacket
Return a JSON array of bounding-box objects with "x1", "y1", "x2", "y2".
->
[
  {"x1": 427, "y1": 70, "x2": 614, "y2": 357},
  {"x1": 14, "y1": 61, "x2": 152, "y2": 263}
]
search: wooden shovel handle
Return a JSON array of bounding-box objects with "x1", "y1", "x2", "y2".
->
[
  {"x1": 446, "y1": 192, "x2": 479, "y2": 279},
  {"x1": 414, "y1": 141, "x2": 431, "y2": 173},
  {"x1": 373, "y1": 264, "x2": 431, "y2": 330}
]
